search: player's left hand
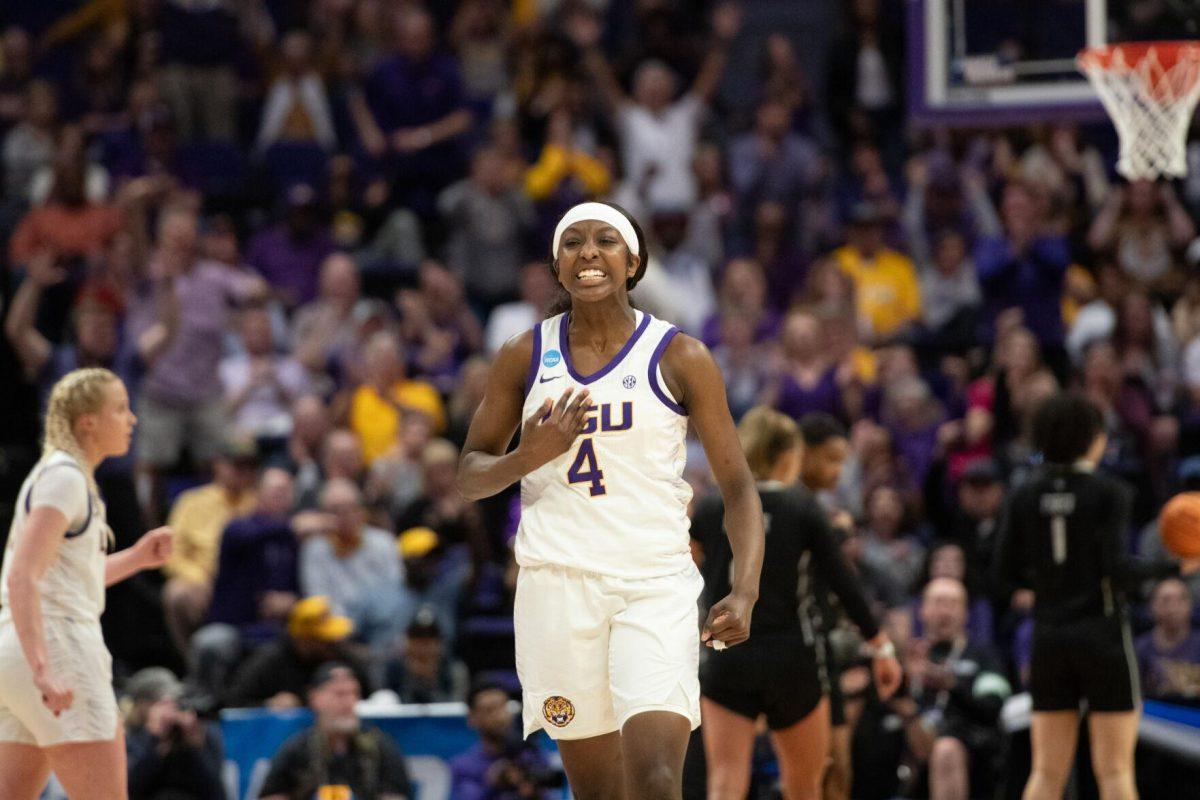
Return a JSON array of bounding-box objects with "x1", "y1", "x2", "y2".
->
[
  {"x1": 702, "y1": 591, "x2": 754, "y2": 649},
  {"x1": 135, "y1": 526, "x2": 174, "y2": 570}
]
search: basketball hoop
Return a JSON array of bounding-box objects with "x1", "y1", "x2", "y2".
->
[{"x1": 1078, "y1": 41, "x2": 1200, "y2": 180}]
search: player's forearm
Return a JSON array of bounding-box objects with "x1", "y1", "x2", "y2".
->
[
  {"x1": 6, "y1": 572, "x2": 50, "y2": 677},
  {"x1": 104, "y1": 548, "x2": 146, "y2": 587},
  {"x1": 457, "y1": 449, "x2": 537, "y2": 501},
  {"x1": 721, "y1": 480, "x2": 764, "y2": 599}
]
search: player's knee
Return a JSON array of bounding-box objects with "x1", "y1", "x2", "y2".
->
[
  {"x1": 1031, "y1": 760, "x2": 1071, "y2": 788},
  {"x1": 1092, "y1": 755, "x2": 1133, "y2": 783},
  {"x1": 628, "y1": 761, "x2": 679, "y2": 800},
  {"x1": 930, "y1": 736, "x2": 967, "y2": 773}
]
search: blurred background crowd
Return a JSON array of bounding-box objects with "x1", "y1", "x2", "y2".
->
[{"x1": 2, "y1": 0, "x2": 1200, "y2": 798}]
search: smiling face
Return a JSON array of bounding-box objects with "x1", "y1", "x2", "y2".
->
[{"x1": 554, "y1": 219, "x2": 640, "y2": 304}]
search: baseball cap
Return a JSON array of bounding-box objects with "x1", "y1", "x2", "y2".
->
[
  {"x1": 308, "y1": 660, "x2": 358, "y2": 691},
  {"x1": 74, "y1": 281, "x2": 124, "y2": 316},
  {"x1": 288, "y1": 596, "x2": 354, "y2": 642},
  {"x1": 398, "y1": 526, "x2": 439, "y2": 559},
  {"x1": 406, "y1": 607, "x2": 442, "y2": 640}
]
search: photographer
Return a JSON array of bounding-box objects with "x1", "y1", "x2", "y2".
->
[
  {"x1": 450, "y1": 681, "x2": 560, "y2": 800},
  {"x1": 124, "y1": 668, "x2": 226, "y2": 800},
  {"x1": 894, "y1": 578, "x2": 1010, "y2": 800}
]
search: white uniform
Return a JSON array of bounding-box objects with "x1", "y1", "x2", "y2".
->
[
  {"x1": 515, "y1": 310, "x2": 704, "y2": 739},
  {"x1": 0, "y1": 451, "x2": 118, "y2": 745}
]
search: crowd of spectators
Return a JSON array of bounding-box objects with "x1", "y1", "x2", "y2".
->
[{"x1": 4, "y1": 0, "x2": 1200, "y2": 798}]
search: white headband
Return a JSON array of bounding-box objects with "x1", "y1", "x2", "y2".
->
[{"x1": 550, "y1": 202, "x2": 639, "y2": 259}]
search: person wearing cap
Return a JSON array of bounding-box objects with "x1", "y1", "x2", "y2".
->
[
  {"x1": 6, "y1": 251, "x2": 133, "y2": 406},
  {"x1": 226, "y1": 596, "x2": 372, "y2": 710},
  {"x1": 925, "y1": 456, "x2": 1006, "y2": 585},
  {"x1": 299, "y1": 478, "x2": 402, "y2": 653},
  {"x1": 259, "y1": 662, "x2": 412, "y2": 800},
  {"x1": 392, "y1": 524, "x2": 465, "y2": 648},
  {"x1": 831, "y1": 201, "x2": 922, "y2": 344},
  {"x1": 161, "y1": 438, "x2": 259, "y2": 657},
  {"x1": 245, "y1": 182, "x2": 337, "y2": 309},
  {"x1": 381, "y1": 608, "x2": 468, "y2": 704},
  {"x1": 123, "y1": 667, "x2": 224, "y2": 800}
]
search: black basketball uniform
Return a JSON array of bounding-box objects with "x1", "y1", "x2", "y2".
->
[
  {"x1": 693, "y1": 482, "x2": 879, "y2": 729},
  {"x1": 995, "y1": 466, "x2": 1179, "y2": 712}
]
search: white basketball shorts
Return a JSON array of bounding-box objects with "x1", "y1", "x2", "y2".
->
[
  {"x1": 514, "y1": 562, "x2": 703, "y2": 740},
  {"x1": 0, "y1": 618, "x2": 119, "y2": 746}
]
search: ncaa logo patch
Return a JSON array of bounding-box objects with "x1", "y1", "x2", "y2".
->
[
  {"x1": 543, "y1": 349, "x2": 562, "y2": 368},
  {"x1": 542, "y1": 695, "x2": 575, "y2": 728},
  {"x1": 622, "y1": 375, "x2": 637, "y2": 389}
]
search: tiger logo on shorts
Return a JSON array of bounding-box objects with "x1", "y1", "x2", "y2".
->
[{"x1": 542, "y1": 695, "x2": 575, "y2": 727}]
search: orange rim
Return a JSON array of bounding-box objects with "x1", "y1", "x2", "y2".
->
[{"x1": 1078, "y1": 40, "x2": 1200, "y2": 72}]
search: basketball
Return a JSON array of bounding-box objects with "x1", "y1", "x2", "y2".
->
[{"x1": 1160, "y1": 492, "x2": 1200, "y2": 558}]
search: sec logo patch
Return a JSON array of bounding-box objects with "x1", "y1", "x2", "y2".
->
[{"x1": 542, "y1": 695, "x2": 575, "y2": 727}]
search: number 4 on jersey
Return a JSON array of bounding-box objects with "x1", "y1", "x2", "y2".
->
[{"x1": 567, "y1": 438, "x2": 607, "y2": 496}]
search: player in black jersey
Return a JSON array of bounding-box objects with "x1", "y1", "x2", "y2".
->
[
  {"x1": 796, "y1": 413, "x2": 854, "y2": 800},
  {"x1": 692, "y1": 408, "x2": 901, "y2": 800},
  {"x1": 995, "y1": 394, "x2": 1199, "y2": 800}
]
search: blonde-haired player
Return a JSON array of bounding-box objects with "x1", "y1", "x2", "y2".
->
[{"x1": 0, "y1": 368, "x2": 173, "y2": 799}]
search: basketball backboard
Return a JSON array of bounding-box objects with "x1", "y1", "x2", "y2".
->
[{"x1": 907, "y1": 0, "x2": 1200, "y2": 126}]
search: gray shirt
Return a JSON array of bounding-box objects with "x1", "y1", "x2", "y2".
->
[
  {"x1": 300, "y1": 525, "x2": 403, "y2": 645},
  {"x1": 438, "y1": 181, "x2": 534, "y2": 300}
]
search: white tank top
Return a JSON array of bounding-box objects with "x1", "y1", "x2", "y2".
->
[
  {"x1": 1, "y1": 451, "x2": 109, "y2": 622},
  {"x1": 516, "y1": 310, "x2": 693, "y2": 578}
]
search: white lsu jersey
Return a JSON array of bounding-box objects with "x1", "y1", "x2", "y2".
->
[
  {"x1": 516, "y1": 310, "x2": 693, "y2": 579},
  {"x1": 0, "y1": 451, "x2": 109, "y2": 622}
]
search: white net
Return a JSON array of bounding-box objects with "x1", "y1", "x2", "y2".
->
[{"x1": 1078, "y1": 43, "x2": 1200, "y2": 180}]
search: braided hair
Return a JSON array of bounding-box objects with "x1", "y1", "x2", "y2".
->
[{"x1": 41, "y1": 367, "x2": 119, "y2": 496}]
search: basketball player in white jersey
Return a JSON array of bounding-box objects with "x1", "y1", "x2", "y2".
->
[
  {"x1": 458, "y1": 202, "x2": 765, "y2": 799},
  {"x1": 0, "y1": 368, "x2": 173, "y2": 799}
]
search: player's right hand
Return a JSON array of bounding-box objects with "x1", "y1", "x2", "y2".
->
[
  {"x1": 34, "y1": 670, "x2": 74, "y2": 716},
  {"x1": 873, "y1": 653, "x2": 903, "y2": 700},
  {"x1": 518, "y1": 388, "x2": 591, "y2": 468}
]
